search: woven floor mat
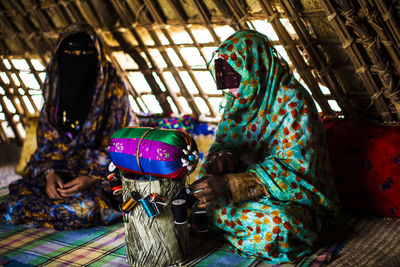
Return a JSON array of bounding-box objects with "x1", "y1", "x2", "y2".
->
[{"x1": 327, "y1": 216, "x2": 400, "y2": 267}]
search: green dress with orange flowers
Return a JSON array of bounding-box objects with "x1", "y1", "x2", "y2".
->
[{"x1": 201, "y1": 30, "x2": 340, "y2": 264}]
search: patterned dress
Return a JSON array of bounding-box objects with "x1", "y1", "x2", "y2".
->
[
  {"x1": 201, "y1": 30, "x2": 340, "y2": 264},
  {"x1": 0, "y1": 23, "x2": 135, "y2": 230}
]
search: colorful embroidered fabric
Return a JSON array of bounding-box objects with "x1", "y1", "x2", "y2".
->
[
  {"x1": 139, "y1": 114, "x2": 196, "y2": 134},
  {"x1": 0, "y1": 23, "x2": 135, "y2": 230},
  {"x1": 109, "y1": 127, "x2": 198, "y2": 179},
  {"x1": 200, "y1": 30, "x2": 340, "y2": 264},
  {"x1": 323, "y1": 118, "x2": 400, "y2": 218}
]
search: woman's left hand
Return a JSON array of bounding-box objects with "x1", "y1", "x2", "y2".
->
[
  {"x1": 190, "y1": 174, "x2": 229, "y2": 209},
  {"x1": 57, "y1": 176, "x2": 99, "y2": 197}
]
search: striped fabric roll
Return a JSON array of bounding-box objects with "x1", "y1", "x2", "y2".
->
[{"x1": 109, "y1": 127, "x2": 199, "y2": 179}]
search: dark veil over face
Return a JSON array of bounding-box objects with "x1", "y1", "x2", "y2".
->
[{"x1": 57, "y1": 32, "x2": 98, "y2": 136}]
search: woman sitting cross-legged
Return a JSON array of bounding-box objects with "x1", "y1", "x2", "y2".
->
[
  {"x1": 190, "y1": 30, "x2": 340, "y2": 264},
  {"x1": 0, "y1": 23, "x2": 136, "y2": 230}
]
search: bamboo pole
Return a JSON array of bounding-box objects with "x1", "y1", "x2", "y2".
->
[
  {"x1": 192, "y1": 0, "x2": 222, "y2": 44},
  {"x1": 0, "y1": 62, "x2": 27, "y2": 126},
  {"x1": 165, "y1": 0, "x2": 218, "y2": 117},
  {"x1": 111, "y1": 30, "x2": 173, "y2": 114},
  {"x1": 213, "y1": 0, "x2": 242, "y2": 31},
  {"x1": 374, "y1": 0, "x2": 400, "y2": 46},
  {"x1": 0, "y1": 122, "x2": 8, "y2": 143},
  {"x1": 335, "y1": 0, "x2": 400, "y2": 118},
  {"x1": 320, "y1": 0, "x2": 393, "y2": 121},
  {"x1": 109, "y1": 0, "x2": 185, "y2": 114},
  {"x1": 358, "y1": 0, "x2": 400, "y2": 72},
  {"x1": 0, "y1": 94, "x2": 22, "y2": 144},
  {"x1": 257, "y1": 0, "x2": 334, "y2": 115},
  {"x1": 142, "y1": 0, "x2": 201, "y2": 117},
  {"x1": 279, "y1": 0, "x2": 357, "y2": 117},
  {"x1": 6, "y1": 59, "x2": 40, "y2": 114}
]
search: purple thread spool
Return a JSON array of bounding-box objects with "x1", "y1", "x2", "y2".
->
[{"x1": 172, "y1": 199, "x2": 188, "y2": 224}]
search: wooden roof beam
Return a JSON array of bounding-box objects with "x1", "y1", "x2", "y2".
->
[
  {"x1": 166, "y1": 0, "x2": 219, "y2": 117},
  {"x1": 6, "y1": 58, "x2": 40, "y2": 114},
  {"x1": 257, "y1": 0, "x2": 334, "y2": 115},
  {"x1": 192, "y1": 0, "x2": 221, "y2": 44},
  {"x1": 213, "y1": 0, "x2": 242, "y2": 31},
  {"x1": 335, "y1": 0, "x2": 400, "y2": 119},
  {"x1": 142, "y1": 0, "x2": 201, "y2": 117},
  {"x1": 106, "y1": 0, "x2": 182, "y2": 114},
  {"x1": 279, "y1": 0, "x2": 357, "y2": 117},
  {"x1": 320, "y1": 0, "x2": 393, "y2": 121},
  {"x1": 358, "y1": 0, "x2": 400, "y2": 73},
  {"x1": 374, "y1": 0, "x2": 400, "y2": 46},
  {"x1": 112, "y1": 30, "x2": 173, "y2": 114}
]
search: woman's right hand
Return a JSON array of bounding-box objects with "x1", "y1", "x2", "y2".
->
[
  {"x1": 45, "y1": 170, "x2": 64, "y2": 199},
  {"x1": 190, "y1": 174, "x2": 229, "y2": 209},
  {"x1": 204, "y1": 151, "x2": 236, "y2": 175}
]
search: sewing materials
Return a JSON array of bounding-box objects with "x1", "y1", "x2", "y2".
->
[
  {"x1": 109, "y1": 127, "x2": 199, "y2": 179},
  {"x1": 123, "y1": 178, "x2": 190, "y2": 267},
  {"x1": 111, "y1": 127, "x2": 196, "y2": 266},
  {"x1": 150, "y1": 193, "x2": 167, "y2": 206},
  {"x1": 140, "y1": 194, "x2": 160, "y2": 218},
  {"x1": 172, "y1": 199, "x2": 188, "y2": 224},
  {"x1": 194, "y1": 210, "x2": 208, "y2": 232},
  {"x1": 107, "y1": 172, "x2": 122, "y2": 195},
  {"x1": 120, "y1": 191, "x2": 141, "y2": 213},
  {"x1": 175, "y1": 187, "x2": 199, "y2": 208}
]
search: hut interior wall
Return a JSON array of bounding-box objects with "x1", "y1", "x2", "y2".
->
[{"x1": 0, "y1": 0, "x2": 399, "y2": 144}]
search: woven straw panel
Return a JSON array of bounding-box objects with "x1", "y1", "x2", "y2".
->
[
  {"x1": 180, "y1": 0, "x2": 200, "y2": 19},
  {"x1": 245, "y1": 0, "x2": 263, "y2": 14},
  {"x1": 203, "y1": 0, "x2": 222, "y2": 17},
  {"x1": 158, "y1": 0, "x2": 177, "y2": 21},
  {"x1": 300, "y1": 0, "x2": 323, "y2": 10}
]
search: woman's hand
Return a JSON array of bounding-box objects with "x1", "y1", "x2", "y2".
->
[
  {"x1": 57, "y1": 176, "x2": 99, "y2": 197},
  {"x1": 204, "y1": 151, "x2": 235, "y2": 175},
  {"x1": 45, "y1": 170, "x2": 64, "y2": 199},
  {"x1": 190, "y1": 174, "x2": 230, "y2": 209}
]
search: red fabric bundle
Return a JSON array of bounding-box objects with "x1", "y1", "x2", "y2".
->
[{"x1": 323, "y1": 118, "x2": 400, "y2": 218}]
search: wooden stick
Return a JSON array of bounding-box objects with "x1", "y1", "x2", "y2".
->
[
  {"x1": 320, "y1": 0, "x2": 393, "y2": 121},
  {"x1": 257, "y1": 0, "x2": 334, "y2": 115},
  {"x1": 280, "y1": 0, "x2": 357, "y2": 117},
  {"x1": 166, "y1": 0, "x2": 219, "y2": 117},
  {"x1": 358, "y1": 0, "x2": 400, "y2": 72},
  {"x1": 334, "y1": 0, "x2": 400, "y2": 119}
]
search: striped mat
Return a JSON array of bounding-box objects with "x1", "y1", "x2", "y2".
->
[
  {"x1": 0, "y1": 223, "x2": 127, "y2": 266},
  {"x1": 0, "y1": 179, "x2": 398, "y2": 267},
  {"x1": 0, "y1": 220, "x2": 347, "y2": 267}
]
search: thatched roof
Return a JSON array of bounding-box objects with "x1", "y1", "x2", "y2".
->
[{"x1": 0, "y1": 0, "x2": 400, "y2": 144}]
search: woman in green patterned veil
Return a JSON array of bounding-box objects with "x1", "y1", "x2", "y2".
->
[{"x1": 191, "y1": 30, "x2": 340, "y2": 264}]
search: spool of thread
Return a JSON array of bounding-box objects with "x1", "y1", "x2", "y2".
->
[
  {"x1": 107, "y1": 172, "x2": 122, "y2": 195},
  {"x1": 175, "y1": 187, "x2": 199, "y2": 208},
  {"x1": 140, "y1": 195, "x2": 160, "y2": 218},
  {"x1": 194, "y1": 210, "x2": 208, "y2": 232},
  {"x1": 120, "y1": 191, "x2": 141, "y2": 213},
  {"x1": 149, "y1": 193, "x2": 167, "y2": 206},
  {"x1": 172, "y1": 199, "x2": 188, "y2": 224}
]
